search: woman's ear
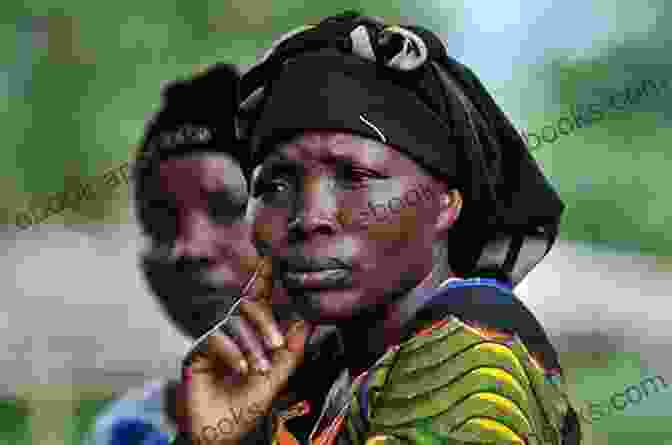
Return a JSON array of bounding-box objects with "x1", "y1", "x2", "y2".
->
[{"x1": 435, "y1": 189, "x2": 463, "y2": 237}]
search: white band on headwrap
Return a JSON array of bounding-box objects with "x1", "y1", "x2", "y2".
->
[{"x1": 147, "y1": 124, "x2": 213, "y2": 154}]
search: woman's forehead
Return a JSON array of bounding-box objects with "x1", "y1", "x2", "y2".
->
[
  {"x1": 158, "y1": 153, "x2": 248, "y2": 197},
  {"x1": 265, "y1": 130, "x2": 424, "y2": 172}
]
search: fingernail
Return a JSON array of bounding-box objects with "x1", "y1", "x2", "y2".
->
[
  {"x1": 269, "y1": 331, "x2": 285, "y2": 349},
  {"x1": 256, "y1": 358, "x2": 271, "y2": 374},
  {"x1": 238, "y1": 360, "x2": 249, "y2": 375}
]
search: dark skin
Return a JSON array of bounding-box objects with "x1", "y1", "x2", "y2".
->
[
  {"x1": 139, "y1": 153, "x2": 265, "y2": 341},
  {"x1": 138, "y1": 153, "x2": 288, "y2": 427},
  {"x1": 248, "y1": 130, "x2": 463, "y2": 373},
  {"x1": 180, "y1": 131, "x2": 463, "y2": 443},
  {"x1": 139, "y1": 151, "x2": 337, "y2": 436}
]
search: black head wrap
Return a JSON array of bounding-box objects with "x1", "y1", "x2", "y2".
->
[
  {"x1": 237, "y1": 12, "x2": 564, "y2": 285},
  {"x1": 135, "y1": 63, "x2": 249, "y2": 177},
  {"x1": 134, "y1": 63, "x2": 250, "y2": 237}
]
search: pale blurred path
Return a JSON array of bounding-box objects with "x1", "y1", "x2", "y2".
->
[
  {"x1": 2, "y1": 224, "x2": 671, "y2": 392},
  {"x1": 1, "y1": 223, "x2": 188, "y2": 397}
]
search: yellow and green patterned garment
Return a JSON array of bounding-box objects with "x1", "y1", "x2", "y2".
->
[
  {"x1": 273, "y1": 316, "x2": 575, "y2": 445},
  {"x1": 172, "y1": 279, "x2": 580, "y2": 445}
]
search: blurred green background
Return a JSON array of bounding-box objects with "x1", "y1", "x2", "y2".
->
[
  {"x1": 2, "y1": 0, "x2": 671, "y2": 443},
  {"x1": 3, "y1": 0, "x2": 671, "y2": 257}
]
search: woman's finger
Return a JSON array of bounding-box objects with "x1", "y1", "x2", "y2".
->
[
  {"x1": 187, "y1": 332, "x2": 248, "y2": 376},
  {"x1": 264, "y1": 320, "x2": 315, "y2": 395},
  {"x1": 242, "y1": 256, "x2": 274, "y2": 303},
  {"x1": 227, "y1": 315, "x2": 272, "y2": 374},
  {"x1": 239, "y1": 299, "x2": 285, "y2": 350},
  {"x1": 206, "y1": 332, "x2": 249, "y2": 376}
]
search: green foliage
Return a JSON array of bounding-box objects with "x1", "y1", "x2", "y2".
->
[
  {"x1": 0, "y1": 398, "x2": 31, "y2": 445},
  {"x1": 534, "y1": 43, "x2": 672, "y2": 254}
]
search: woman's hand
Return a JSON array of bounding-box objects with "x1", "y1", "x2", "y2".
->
[{"x1": 177, "y1": 257, "x2": 314, "y2": 444}]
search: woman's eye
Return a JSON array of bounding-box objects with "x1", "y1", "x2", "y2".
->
[
  {"x1": 253, "y1": 179, "x2": 291, "y2": 200},
  {"x1": 342, "y1": 169, "x2": 367, "y2": 181},
  {"x1": 337, "y1": 167, "x2": 386, "y2": 187},
  {"x1": 207, "y1": 193, "x2": 247, "y2": 225},
  {"x1": 209, "y1": 203, "x2": 245, "y2": 225}
]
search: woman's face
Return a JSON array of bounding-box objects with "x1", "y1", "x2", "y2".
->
[
  {"x1": 247, "y1": 131, "x2": 451, "y2": 324},
  {"x1": 139, "y1": 153, "x2": 261, "y2": 339}
]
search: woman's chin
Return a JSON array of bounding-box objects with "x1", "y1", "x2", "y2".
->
[
  {"x1": 202, "y1": 265, "x2": 247, "y2": 289},
  {"x1": 288, "y1": 288, "x2": 365, "y2": 324}
]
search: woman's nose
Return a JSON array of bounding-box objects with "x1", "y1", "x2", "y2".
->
[
  {"x1": 288, "y1": 177, "x2": 339, "y2": 241},
  {"x1": 171, "y1": 211, "x2": 218, "y2": 259}
]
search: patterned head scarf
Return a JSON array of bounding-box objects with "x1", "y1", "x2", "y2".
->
[{"x1": 237, "y1": 12, "x2": 564, "y2": 286}]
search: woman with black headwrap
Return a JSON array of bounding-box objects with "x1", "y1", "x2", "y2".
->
[
  {"x1": 84, "y1": 63, "x2": 287, "y2": 445},
  {"x1": 175, "y1": 12, "x2": 582, "y2": 445},
  {"x1": 84, "y1": 63, "x2": 257, "y2": 445},
  {"x1": 89, "y1": 62, "x2": 343, "y2": 445}
]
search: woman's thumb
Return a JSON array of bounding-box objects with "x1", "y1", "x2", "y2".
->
[{"x1": 265, "y1": 319, "x2": 314, "y2": 395}]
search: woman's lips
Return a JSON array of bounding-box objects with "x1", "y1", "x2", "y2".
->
[{"x1": 282, "y1": 268, "x2": 351, "y2": 289}]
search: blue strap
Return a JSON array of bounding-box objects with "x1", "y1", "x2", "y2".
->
[{"x1": 443, "y1": 277, "x2": 513, "y2": 292}]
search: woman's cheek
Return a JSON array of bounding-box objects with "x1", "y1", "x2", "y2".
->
[
  {"x1": 227, "y1": 222, "x2": 261, "y2": 277},
  {"x1": 337, "y1": 205, "x2": 371, "y2": 229},
  {"x1": 252, "y1": 209, "x2": 288, "y2": 251},
  {"x1": 358, "y1": 198, "x2": 418, "y2": 242}
]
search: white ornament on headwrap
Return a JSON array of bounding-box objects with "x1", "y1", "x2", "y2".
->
[
  {"x1": 349, "y1": 24, "x2": 428, "y2": 71},
  {"x1": 350, "y1": 25, "x2": 377, "y2": 62},
  {"x1": 439, "y1": 35, "x2": 450, "y2": 59},
  {"x1": 380, "y1": 26, "x2": 428, "y2": 71}
]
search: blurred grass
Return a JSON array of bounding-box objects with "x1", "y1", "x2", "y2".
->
[
  {"x1": 0, "y1": 398, "x2": 31, "y2": 445},
  {"x1": 73, "y1": 399, "x2": 114, "y2": 444},
  {"x1": 0, "y1": 393, "x2": 113, "y2": 445}
]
